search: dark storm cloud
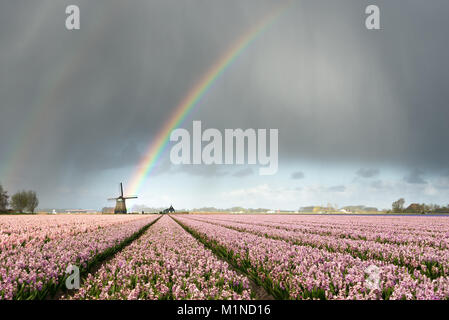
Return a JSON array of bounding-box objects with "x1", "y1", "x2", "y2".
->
[
  {"x1": 0, "y1": 0, "x2": 276, "y2": 190},
  {"x1": 356, "y1": 168, "x2": 380, "y2": 178},
  {"x1": 404, "y1": 169, "x2": 427, "y2": 184},
  {"x1": 197, "y1": 0, "x2": 449, "y2": 172},
  {"x1": 291, "y1": 171, "x2": 304, "y2": 180},
  {"x1": 1, "y1": 0, "x2": 449, "y2": 208}
]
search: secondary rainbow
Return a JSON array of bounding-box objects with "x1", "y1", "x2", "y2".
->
[{"x1": 127, "y1": 2, "x2": 291, "y2": 195}]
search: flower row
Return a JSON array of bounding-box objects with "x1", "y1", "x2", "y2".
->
[
  {"x1": 198, "y1": 215, "x2": 449, "y2": 249},
  {"x1": 187, "y1": 216, "x2": 449, "y2": 278},
  {"x1": 0, "y1": 215, "x2": 159, "y2": 300},
  {"x1": 175, "y1": 216, "x2": 449, "y2": 300},
  {"x1": 66, "y1": 216, "x2": 253, "y2": 300},
  {"x1": 0, "y1": 215, "x2": 151, "y2": 252}
]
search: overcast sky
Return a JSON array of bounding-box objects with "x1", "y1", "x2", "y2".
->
[{"x1": 1, "y1": 0, "x2": 449, "y2": 210}]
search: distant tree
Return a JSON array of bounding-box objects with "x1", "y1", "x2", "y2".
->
[
  {"x1": 230, "y1": 207, "x2": 246, "y2": 212},
  {"x1": 25, "y1": 191, "x2": 39, "y2": 213},
  {"x1": 430, "y1": 204, "x2": 439, "y2": 211},
  {"x1": 392, "y1": 198, "x2": 405, "y2": 213},
  {"x1": 432, "y1": 204, "x2": 449, "y2": 213},
  {"x1": 11, "y1": 191, "x2": 28, "y2": 213},
  {"x1": 102, "y1": 207, "x2": 115, "y2": 214},
  {"x1": 0, "y1": 184, "x2": 8, "y2": 212}
]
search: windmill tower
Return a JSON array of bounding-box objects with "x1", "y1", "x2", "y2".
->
[{"x1": 108, "y1": 182, "x2": 137, "y2": 214}]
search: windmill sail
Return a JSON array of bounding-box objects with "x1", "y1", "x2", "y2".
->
[{"x1": 107, "y1": 182, "x2": 138, "y2": 214}]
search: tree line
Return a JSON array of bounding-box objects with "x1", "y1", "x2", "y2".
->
[
  {"x1": 390, "y1": 198, "x2": 449, "y2": 214},
  {"x1": 0, "y1": 184, "x2": 39, "y2": 214}
]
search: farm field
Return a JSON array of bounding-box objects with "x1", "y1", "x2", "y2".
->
[
  {"x1": 0, "y1": 215, "x2": 159, "y2": 299},
  {"x1": 1, "y1": 214, "x2": 448, "y2": 300}
]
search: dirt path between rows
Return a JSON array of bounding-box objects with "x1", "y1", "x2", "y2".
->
[
  {"x1": 49, "y1": 216, "x2": 161, "y2": 300},
  {"x1": 51, "y1": 214, "x2": 273, "y2": 300},
  {"x1": 170, "y1": 215, "x2": 274, "y2": 300}
]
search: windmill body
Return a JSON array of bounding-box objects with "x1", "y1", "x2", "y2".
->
[{"x1": 108, "y1": 183, "x2": 137, "y2": 214}]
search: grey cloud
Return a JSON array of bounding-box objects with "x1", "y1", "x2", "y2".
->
[
  {"x1": 404, "y1": 169, "x2": 427, "y2": 184},
  {"x1": 1, "y1": 0, "x2": 274, "y2": 189},
  {"x1": 1, "y1": 0, "x2": 449, "y2": 208},
  {"x1": 434, "y1": 176, "x2": 449, "y2": 190},
  {"x1": 356, "y1": 168, "x2": 380, "y2": 178},
  {"x1": 370, "y1": 180, "x2": 385, "y2": 189},
  {"x1": 198, "y1": 0, "x2": 449, "y2": 172},
  {"x1": 291, "y1": 171, "x2": 305, "y2": 180}
]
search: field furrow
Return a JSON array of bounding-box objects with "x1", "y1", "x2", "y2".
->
[
  {"x1": 198, "y1": 215, "x2": 449, "y2": 248},
  {"x1": 175, "y1": 215, "x2": 449, "y2": 300},
  {"x1": 186, "y1": 216, "x2": 449, "y2": 278},
  {"x1": 0, "y1": 215, "x2": 159, "y2": 300},
  {"x1": 2, "y1": 213, "x2": 448, "y2": 300},
  {"x1": 65, "y1": 216, "x2": 253, "y2": 300}
]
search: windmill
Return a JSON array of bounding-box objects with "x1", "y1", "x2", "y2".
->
[{"x1": 108, "y1": 182, "x2": 137, "y2": 214}]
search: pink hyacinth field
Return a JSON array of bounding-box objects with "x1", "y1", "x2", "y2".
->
[{"x1": 1, "y1": 214, "x2": 449, "y2": 300}]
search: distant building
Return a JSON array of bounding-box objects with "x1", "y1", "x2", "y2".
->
[
  {"x1": 65, "y1": 209, "x2": 97, "y2": 214},
  {"x1": 160, "y1": 205, "x2": 175, "y2": 214},
  {"x1": 313, "y1": 206, "x2": 324, "y2": 213},
  {"x1": 342, "y1": 206, "x2": 365, "y2": 212},
  {"x1": 405, "y1": 203, "x2": 425, "y2": 213}
]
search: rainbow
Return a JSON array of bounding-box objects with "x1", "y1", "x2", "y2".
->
[{"x1": 127, "y1": 2, "x2": 291, "y2": 195}]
